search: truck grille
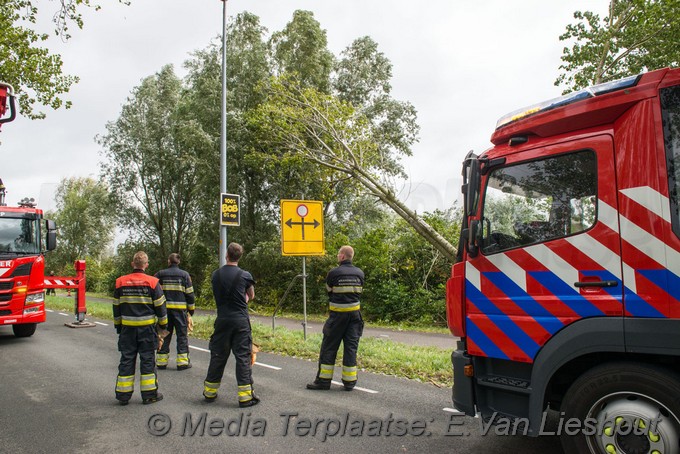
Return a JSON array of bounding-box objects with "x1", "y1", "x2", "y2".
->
[
  {"x1": 0, "y1": 294, "x2": 12, "y2": 302},
  {"x1": 0, "y1": 310, "x2": 11, "y2": 316},
  {"x1": 0, "y1": 281, "x2": 13, "y2": 291}
]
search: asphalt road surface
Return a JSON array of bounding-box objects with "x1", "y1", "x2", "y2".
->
[{"x1": 0, "y1": 311, "x2": 563, "y2": 453}]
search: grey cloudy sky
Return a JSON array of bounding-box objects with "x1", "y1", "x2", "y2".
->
[{"x1": 1, "y1": 0, "x2": 608, "y2": 213}]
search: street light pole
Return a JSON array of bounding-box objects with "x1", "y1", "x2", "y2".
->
[{"x1": 219, "y1": 0, "x2": 228, "y2": 267}]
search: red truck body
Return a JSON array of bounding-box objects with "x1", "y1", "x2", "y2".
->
[{"x1": 448, "y1": 67, "x2": 680, "y2": 453}]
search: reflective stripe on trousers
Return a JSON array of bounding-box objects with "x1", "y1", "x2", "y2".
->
[
  {"x1": 116, "y1": 375, "x2": 134, "y2": 394},
  {"x1": 140, "y1": 373, "x2": 157, "y2": 392},
  {"x1": 177, "y1": 353, "x2": 190, "y2": 367},
  {"x1": 203, "y1": 381, "x2": 220, "y2": 398},
  {"x1": 238, "y1": 384, "x2": 254, "y2": 402},
  {"x1": 319, "y1": 364, "x2": 335, "y2": 380},
  {"x1": 156, "y1": 353, "x2": 169, "y2": 366},
  {"x1": 342, "y1": 365, "x2": 357, "y2": 382}
]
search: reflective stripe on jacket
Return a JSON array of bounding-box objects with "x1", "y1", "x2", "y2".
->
[
  {"x1": 326, "y1": 260, "x2": 364, "y2": 312},
  {"x1": 155, "y1": 265, "x2": 195, "y2": 311},
  {"x1": 113, "y1": 270, "x2": 167, "y2": 327}
]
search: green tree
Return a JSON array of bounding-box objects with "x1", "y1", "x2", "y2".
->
[
  {"x1": 0, "y1": 0, "x2": 128, "y2": 119},
  {"x1": 99, "y1": 65, "x2": 211, "y2": 260},
  {"x1": 46, "y1": 176, "x2": 115, "y2": 271},
  {"x1": 269, "y1": 10, "x2": 334, "y2": 93},
  {"x1": 249, "y1": 76, "x2": 457, "y2": 262},
  {"x1": 556, "y1": 0, "x2": 680, "y2": 92}
]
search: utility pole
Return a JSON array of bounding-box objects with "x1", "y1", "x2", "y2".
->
[{"x1": 219, "y1": 0, "x2": 228, "y2": 267}]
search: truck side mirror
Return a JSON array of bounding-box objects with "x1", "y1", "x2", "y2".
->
[{"x1": 45, "y1": 219, "x2": 57, "y2": 251}]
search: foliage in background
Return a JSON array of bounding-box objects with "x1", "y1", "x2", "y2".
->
[
  {"x1": 556, "y1": 0, "x2": 680, "y2": 92},
  {"x1": 45, "y1": 176, "x2": 114, "y2": 274},
  {"x1": 99, "y1": 65, "x2": 211, "y2": 264}
]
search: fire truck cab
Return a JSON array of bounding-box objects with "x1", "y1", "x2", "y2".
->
[{"x1": 448, "y1": 67, "x2": 680, "y2": 454}]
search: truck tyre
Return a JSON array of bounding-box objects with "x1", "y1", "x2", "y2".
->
[
  {"x1": 12, "y1": 323, "x2": 37, "y2": 338},
  {"x1": 560, "y1": 362, "x2": 680, "y2": 454}
]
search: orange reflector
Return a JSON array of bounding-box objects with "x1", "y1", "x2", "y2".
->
[
  {"x1": 464, "y1": 364, "x2": 474, "y2": 377},
  {"x1": 13, "y1": 286, "x2": 27, "y2": 294}
]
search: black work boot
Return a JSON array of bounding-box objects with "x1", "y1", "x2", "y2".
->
[
  {"x1": 177, "y1": 363, "x2": 192, "y2": 371},
  {"x1": 306, "y1": 380, "x2": 331, "y2": 390},
  {"x1": 239, "y1": 392, "x2": 261, "y2": 408},
  {"x1": 142, "y1": 393, "x2": 164, "y2": 405},
  {"x1": 342, "y1": 380, "x2": 356, "y2": 391}
]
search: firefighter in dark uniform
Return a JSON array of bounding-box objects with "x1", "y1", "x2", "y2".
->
[
  {"x1": 203, "y1": 242, "x2": 259, "y2": 408},
  {"x1": 154, "y1": 253, "x2": 195, "y2": 370},
  {"x1": 307, "y1": 245, "x2": 365, "y2": 391},
  {"x1": 113, "y1": 251, "x2": 168, "y2": 405}
]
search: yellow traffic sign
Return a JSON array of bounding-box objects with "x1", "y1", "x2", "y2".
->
[
  {"x1": 281, "y1": 200, "x2": 324, "y2": 256},
  {"x1": 220, "y1": 193, "x2": 240, "y2": 226}
]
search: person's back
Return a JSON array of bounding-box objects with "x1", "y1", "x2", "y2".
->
[{"x1": 212, "y1": 265, "x2": 253, "y2": 319}]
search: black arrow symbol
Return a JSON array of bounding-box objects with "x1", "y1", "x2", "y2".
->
[{"x1": 285, "y1": 217, "x2": 320, "y2": 240}]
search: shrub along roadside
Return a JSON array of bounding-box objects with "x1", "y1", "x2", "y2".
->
[{"x1": 45, "y1": 295, "x2": 452, "y2": 387}]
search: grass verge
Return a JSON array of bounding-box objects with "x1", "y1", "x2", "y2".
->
[{"x1": 47, "y1": 295, "x2": 453, "y2": 387}]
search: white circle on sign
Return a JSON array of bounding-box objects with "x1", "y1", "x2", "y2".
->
[{"x1": 297, "y1": 204, "x2": 309, "y2": 217}]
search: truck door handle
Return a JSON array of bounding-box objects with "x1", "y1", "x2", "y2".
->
[{"x1": 574, "y1": 280, "x2": 619, "y2": 288}]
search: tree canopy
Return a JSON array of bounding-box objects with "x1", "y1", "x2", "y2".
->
[{"x1": 556, "y1": 0, "x2": 680, "y2": 92}]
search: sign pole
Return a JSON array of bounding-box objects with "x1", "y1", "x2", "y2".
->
[
  {"x1": 302, "y1": 256, "x2": 307, "y2": 340},
  {"x1": 219, "y1": 0, "x2": 228, "y2": 267}
]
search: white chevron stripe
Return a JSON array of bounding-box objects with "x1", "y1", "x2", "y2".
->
[
  {"x1": 525, "y1": 243, "x2": 579, "y2": 290},
  {"x1": 619, "y1": 216, "x2": 670, "y2": 269},
  {"x1": 622, "y1": 262, "x2": 637, "y2": 294},
  {"x1": 0, "y1": 268, "x2": 9, "y2": 277},
  {"x1": 466, "y1": 262, "x2": 481, "y2": 292},
  {"x1": 485, "y1": 253, "x2": 527, "y2": 292},
  {"x1": 598, "y1": 200, "x2": 620, "y2": 233},
  {"x1": 565, "y1": 234, "x2": 622, "y2": 280},
  {"x1": 620, "y1": 186, "x2": 671, "y2": 223}
]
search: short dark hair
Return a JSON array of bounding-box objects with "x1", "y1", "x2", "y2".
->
[
  {"x1": 168, "y1": 253, "x2": 180, "y2": 265},
  {"x1": 227, "y1": 242, "x2": 243, "y2": 262}
]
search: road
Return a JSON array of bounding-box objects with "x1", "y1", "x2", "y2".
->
[{"x1": 0, "y1": 311, "x2": 563, "y2": 453}]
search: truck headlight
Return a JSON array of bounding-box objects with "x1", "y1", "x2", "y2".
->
[{"x1": 25, "y1": 292, "x2": 45, "y2": 304}]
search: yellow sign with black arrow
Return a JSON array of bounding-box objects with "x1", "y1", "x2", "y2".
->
[{"x1": 280, "y1": 200, "x2": 324, "y2": 256}]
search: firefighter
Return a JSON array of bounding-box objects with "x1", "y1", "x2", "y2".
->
[
  {"x1": 307, "y1": 245, "x2": 365, "y2": 391},
  {"x1": 113, "y1": 251, "x2": 167, "y2": 405},
  {"x1": 154, "y1": 253, "x2": 195, "y2": 370},
  {"x1": 203, "y1": 242, "x2": 259, "y2": 408}
]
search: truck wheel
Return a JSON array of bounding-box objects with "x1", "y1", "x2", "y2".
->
[
  {"x1": 560, "y1": 362, "x2": 680, "y2": 454},
  {"x1": 12, "y1": 323, "x2": 36, "y2": 338}
]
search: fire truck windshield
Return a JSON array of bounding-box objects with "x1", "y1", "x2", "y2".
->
[{"x1": 0, "y1": 217, "x2": 41, "y2": 254}]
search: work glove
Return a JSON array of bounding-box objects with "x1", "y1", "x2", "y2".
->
[
  {"x1": 157, "y1": 324, "x2": 170, "y2": 351},
  {"x1": 251, "y1": 343, "x2": 260, "y2": 366},
  {"x1": 187, "y1": 313, "x2": 194, "y2": 334}
]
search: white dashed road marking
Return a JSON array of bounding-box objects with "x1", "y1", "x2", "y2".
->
[
  {"x1": 331, "y1": 380, "x2": 378, "y2": 394},
  {"x1": 94, "y1": 321, "x2": 108, "y2": 326},
  {"x1": 189, "y1": 345, "x2": 282, "y2": 370}
]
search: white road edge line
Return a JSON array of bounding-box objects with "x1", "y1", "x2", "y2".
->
[
  {"x1": 331, "y1": 380, "x2": 378, "y2": 394},
  {"x1": 58, "y1": 312, "x2": 69, "y2": 316},
  {"x1": 255, "y1": 362, "x2": 282, "y2": 370},
  {"x1": 46, "y1": 309, "x2": 54, "y2": 313},
  {"x1": 443, "y1": 408, "x2": 464, "y2": 414},
  {"x1": 94, "y1": 321, "x2": 108, "y2": 326},
  {"x1": 188, "y1": 345, "x2": 282, "y2": 370}
]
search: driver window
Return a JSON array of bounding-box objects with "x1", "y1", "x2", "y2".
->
[{"x1": 481, "y1": 150, "x2": 597, "y2": 254}]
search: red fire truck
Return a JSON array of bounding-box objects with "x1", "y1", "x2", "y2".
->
[
  {"x1": 0, "y1": 82, "x2": 57, "y2": 337},
  {"x1": 447, "y1": 67, "x2": 680, "y2": 454}
]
